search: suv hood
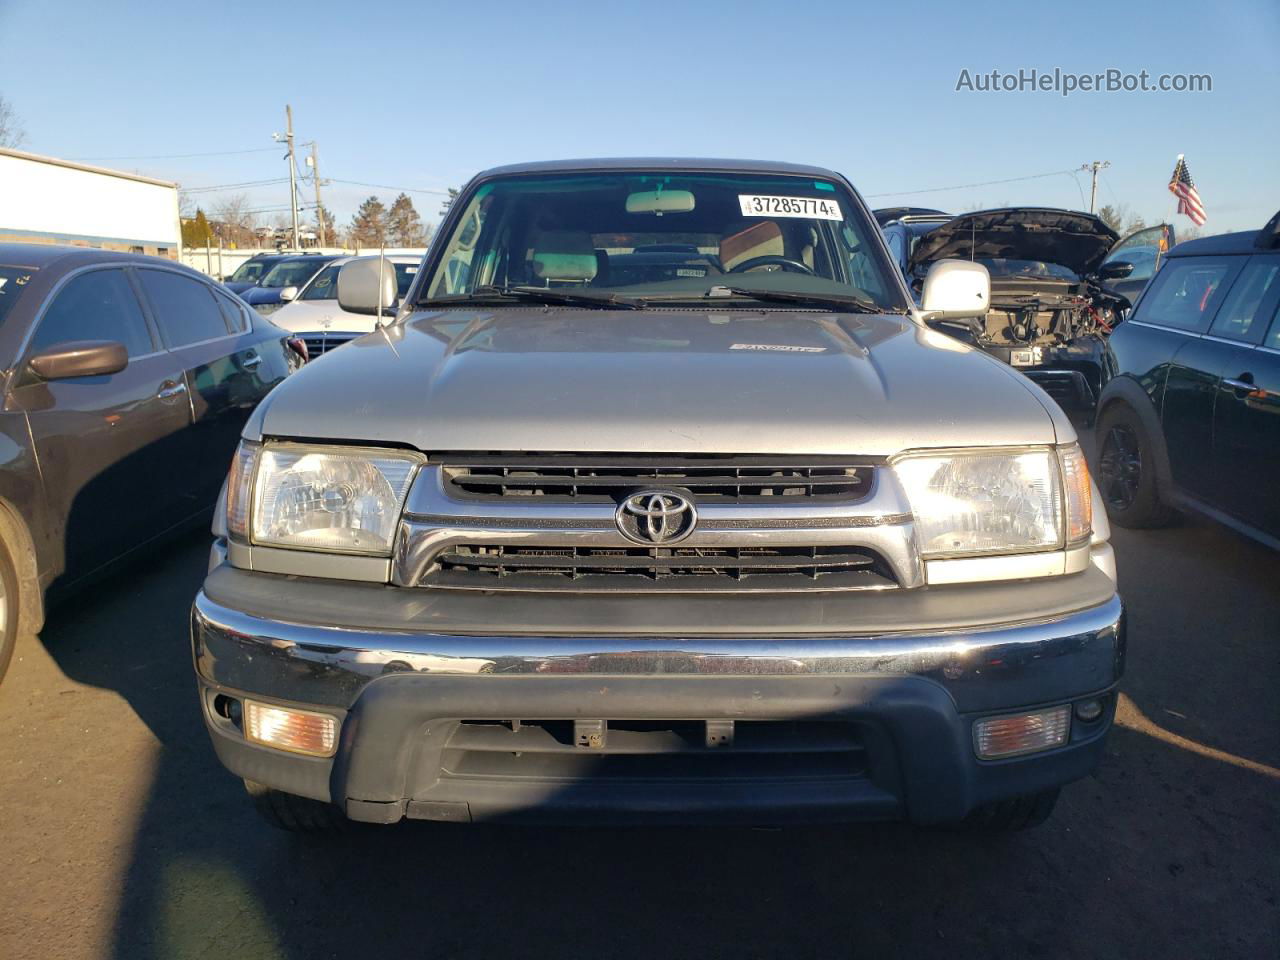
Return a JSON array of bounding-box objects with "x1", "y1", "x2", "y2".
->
[
  {"x1": 908, "y1": 208, "x2": 1119, "y2": 277},
  {"x1": 251, "y1": 309, "x2": 1063, "y2": 456},
  {"x1": 270, "y1": 299, "x2": 376, "y2": 335}
]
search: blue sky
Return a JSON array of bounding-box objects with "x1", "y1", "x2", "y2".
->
[{"x1": 2, "y1": 0, "x2": 1277, "y2": 233}]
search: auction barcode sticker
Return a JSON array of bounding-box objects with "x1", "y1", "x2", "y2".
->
[{"x1": 738, "y1": 195, "x2": 842, "y2": 220}]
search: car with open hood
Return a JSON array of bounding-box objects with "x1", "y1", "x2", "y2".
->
[
  {"x1": 907, "y1": 207, "x2": 1132, "y2": 409},
  {"x1": 190, "y1": 159, "x2": 1122, "y2": 835}
]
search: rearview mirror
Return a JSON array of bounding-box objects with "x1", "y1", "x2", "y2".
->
[
  {"x1": 1099, "y1": 261, "x2": 1134, "y2": 280},
  {"x1": 337, "y1": 258, "x2": 398, "y2": 316},
  {"x1": 919, "y1": 260, "x2": 990, "y2": 320},
  {"x1": 28, "y1": 340, "x2": 128, "y2": 380},
  {"x1": 278, "y1": 285, "x2": 299, "y2": 301},
  {"x1": 625, "y1": 190, "x2": 696, "y2": 214}
]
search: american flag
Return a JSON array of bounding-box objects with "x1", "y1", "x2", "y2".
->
[{"x1": 1168, "y1": 155, "x2": 1206, "y2": 226}]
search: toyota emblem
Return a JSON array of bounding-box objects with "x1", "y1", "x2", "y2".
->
[{"x1": 615, "y1": 489, "x2": 698, "y2": 545}]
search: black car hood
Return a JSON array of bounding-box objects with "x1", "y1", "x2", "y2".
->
[{"x1": 908, "y1": 208, "x2": 1119, "y2": 277}]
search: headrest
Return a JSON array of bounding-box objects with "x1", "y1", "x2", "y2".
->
[
  {"x1": 531, "y1": 231, "x2": 598, "y2": 281},
  {"x1": 720, "y1": 221, "x2": 784, "y2": 271}
]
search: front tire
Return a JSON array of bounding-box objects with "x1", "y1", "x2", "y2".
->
[
  {"x1": 1095, "y1": 402, "x2": 1175, "y2": 528},
  {"x1": 0, "y1": 536, "x2": 19, "y2": 685},
  {"x1": 244, "y1": 780, "x2": 347, "y2": 833}
]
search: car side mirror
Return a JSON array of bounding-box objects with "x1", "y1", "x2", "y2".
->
[
  {"x1": 1099, "y1": 261, "x2": 1135, "y2": 280},
  {"x1": 278, "y1": 285, "x2": 299, "y2": 302},
  {"x1": 919, "y1": 259, "x2": 990, "y2": 320},
  {"x1": 337, "y1": 258, "x2": 398, "y2": 316},
  {"x1": 28, "y1": 340, "x2": 128, "y2": 380}
]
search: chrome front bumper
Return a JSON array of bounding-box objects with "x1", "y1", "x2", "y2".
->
[{"x1": 192, "y1": 576, "x2": 1124, "y2": 825}]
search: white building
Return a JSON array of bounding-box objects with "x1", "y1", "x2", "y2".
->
[{"x1": 0, "y1": 147, "x2": 181, "y2": 258}]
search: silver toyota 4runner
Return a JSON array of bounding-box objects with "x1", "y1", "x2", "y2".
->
[{"x1": 193, "y1": 159, "x2": 1123, "y2": 832}]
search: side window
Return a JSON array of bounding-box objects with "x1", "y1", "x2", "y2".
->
[
  {"x1": 137, "y1": 269, "x2": 231, "y2": 347},
  {"x1": 213, "y1": 289, "x2": 250, "y2": 333},
  {"x1": 1265, "y1": 301, "x2": 1280, "y2": 350},
  {"x1": 1133, "y1": 256, "x2": 1240, "y2": 333},
  {"x1": 30, "y1": 268, "x2": 154, "y2": 357},
  {"x1": 1209, "y1": 256, "x2": 1280, "y2": 344}
]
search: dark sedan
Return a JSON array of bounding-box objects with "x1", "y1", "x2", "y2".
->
[
  {"x1": 222, "y1": 253, "x2": 292, "y2": 295},
  {"x1": 238, "y1": 255, "x2": 339, "y2": 316},
  {"x1": 0, "y1": 244, "x2": 301, "y2": 681},
  {"x1": 1096, "y1": 213, "x2": 1280, "y2": 548}
]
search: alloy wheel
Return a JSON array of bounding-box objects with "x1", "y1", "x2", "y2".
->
[{"x1": 1098, "y1": 424, "x2": 1142, "y2": 510}]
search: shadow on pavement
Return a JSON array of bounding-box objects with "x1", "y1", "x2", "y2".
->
[{"x1": 29, "y1": 522, "x2": 1280, "y2": 960}]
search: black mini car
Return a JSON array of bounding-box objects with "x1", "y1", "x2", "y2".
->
[{"x1": 1095, "y1": 212, "x2": 1280, "y2": 548}]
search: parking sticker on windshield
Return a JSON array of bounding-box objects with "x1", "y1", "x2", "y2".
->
[{"x1": 738, "y1": 195, "x2": 842, "y2": 220}]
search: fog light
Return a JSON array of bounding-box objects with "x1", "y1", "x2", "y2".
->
[
  {"x1": 973, "y1": 705, "x2": 1071, "y2": 759},
  {"x1": 244, "y1": 700, "x2": 338, "y2": 757},
  {"x1": 1075, "y1": 698, "x2": 1104, "y2": 722}
]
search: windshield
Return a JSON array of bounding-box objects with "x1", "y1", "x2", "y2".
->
[
  {"x1": 0, "y1": 265, "x2": 37, "y2": 326},
  {"x1": 421, "y1": 171, "x2": 902, "y2": 311},
  {"x1": 229, "y1": 259, "x2": 271, "y2": 283},
  {"x1": 302, "y1": 261, "x2": 419, "y2": 301},
  {"x1": 261, "y1": 260, "x2": 327, "y2": 288}
]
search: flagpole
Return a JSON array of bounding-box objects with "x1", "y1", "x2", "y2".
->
[{"x1": 1166, "y1": 154, "x2": 1182, "y2": 226}]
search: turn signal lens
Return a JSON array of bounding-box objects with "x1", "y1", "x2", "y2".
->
[
  {"x1": 1058, "y1": 443, "x2": 1092, "y2": 545},
  {"x1": 973, "y1": 705, "x2": 1071, "y2": 759},
  {"x1": 226, "y1": 440, "x2": 261, "y2": 541},
  {"x1": 244, "y1": 700, "x2": 338, "y2": 757}
]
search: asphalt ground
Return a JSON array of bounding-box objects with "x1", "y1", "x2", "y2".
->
[{"x1": 1, "y1": 478, "x2": 1276, "y2": 959}]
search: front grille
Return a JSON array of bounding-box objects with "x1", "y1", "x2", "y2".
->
[
  {"x1": 302, "y1": 333, "x2": 356, "y2": 358},
  {"x1": 442, "y1": 454, "x2": 874, "y2": 503},
  {"x1": 423, "y1": 544, "x2": 896, "y2": 593}
]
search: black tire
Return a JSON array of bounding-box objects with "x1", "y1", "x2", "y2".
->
[
  {"x1": 0, "y1": 536, "x2": 19, "y2": 685},
  {"x1": 244, "y1": 780, "x2": 347, "y2": 833},
  {"x1": 965, "y1": 788, "x2": 1060, "y2": 831},
  {"x1": 1095, "y1": 401, "x2": 1175, "y2": 529}
]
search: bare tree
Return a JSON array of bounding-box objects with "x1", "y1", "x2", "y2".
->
[
  {"x1": 0, "y1": 94, "x2": 26, "y2": 149},
  {"x1": 211, "y1": 193, "x2": 259, "y2": 248}
]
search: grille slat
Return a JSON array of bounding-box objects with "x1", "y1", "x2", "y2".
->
[
  {"x1": 443, "y1": 455, "x2": 873, "y2": 503},
  {"x1": 423, "y1": 544, "x2": 894, "y2": 593},
  {"x1": 302, "y1": 334, "x2": 357, "y2": 358}
]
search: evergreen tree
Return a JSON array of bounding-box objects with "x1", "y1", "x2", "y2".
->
[
  {"x1": 348, "y1": 196, "x2": 389, "y2": 247},
  {"x1": 388, "y1": 193, "x2": 427, "y2": 246}
]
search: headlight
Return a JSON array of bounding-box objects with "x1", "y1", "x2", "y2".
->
[
  {"x1": 893, "y1": 445, "x2": 1091, "y2": 559},
  {"x1": 229, "y1": 441, "x2": 422, "y2": 555}
]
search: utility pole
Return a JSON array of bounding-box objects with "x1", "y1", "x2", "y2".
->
[
  {"x1": 284, "y1": 105, "x2": 300, "y2": 250},
  {"x1": 309, "y1": 141, "x2": 325, "y2": 248},
  {"x1": 1079, "y1": 160, "x2": 1110, "y2": 214}
]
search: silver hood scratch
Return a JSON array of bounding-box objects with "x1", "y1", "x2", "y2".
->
[{"x1": 247, "y1": 308, "x2": 1069, "y2": 456}]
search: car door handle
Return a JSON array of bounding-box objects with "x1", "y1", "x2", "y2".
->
[
  {"x1": 242, "y1": 352, "x2": 263, "y2": 369},
  {"x1": 1223, "y1": 374, "x2": 1255, "y2": 391},
  {"x1": 157, "y1": 380, "x2": 188, "y2": 401}
]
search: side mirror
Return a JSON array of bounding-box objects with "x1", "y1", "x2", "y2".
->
[
  {"x1": 919, "y1": 259, "x2": 990, "y2": 320},
  {"x1": 278, "y1": 285, "x2": 299, "y2": 302},
  {"x1": 337, "y1": 258, "x2": 397, "y2": 316},
  {"x1": 1099, "y1": 261, "x2": 1135, "y2": 280},
  {"x1": 28, "y1": 340, "x2": 128, "y2": 380}
]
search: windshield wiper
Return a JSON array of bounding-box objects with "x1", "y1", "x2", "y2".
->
[
  {"x1": 710, "y1": 286, "x2": 893, "y2": 314},
  {"x1": 429, "y1": 285, "x2": 640, "y2": 310}
]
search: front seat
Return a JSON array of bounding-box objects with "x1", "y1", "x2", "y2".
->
[{"x1": 528, "y1": 231, "x2": 598, "y2": 286}]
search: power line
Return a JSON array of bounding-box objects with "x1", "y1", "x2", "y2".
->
[
  {"x1": 865, "y1": 169, "x2": 1081, "y2": 198},
  {"x1": 71, "y1": 146, "x2": 281, "y2": 162},
  {"x1": 184, "y1": 177, "x2": 291, "y2": 193},
  {"x1": 328, "y1": 177, "x2": 451, "y2": 196}
]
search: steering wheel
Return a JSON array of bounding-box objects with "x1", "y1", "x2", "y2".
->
[{"x1": 726, "y1": 255, "x2": 815, "y2": 276}]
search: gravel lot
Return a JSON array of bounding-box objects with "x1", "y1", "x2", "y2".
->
[{"x1": 1, "y1": 495, "x2": 1276, "y2": 960}]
